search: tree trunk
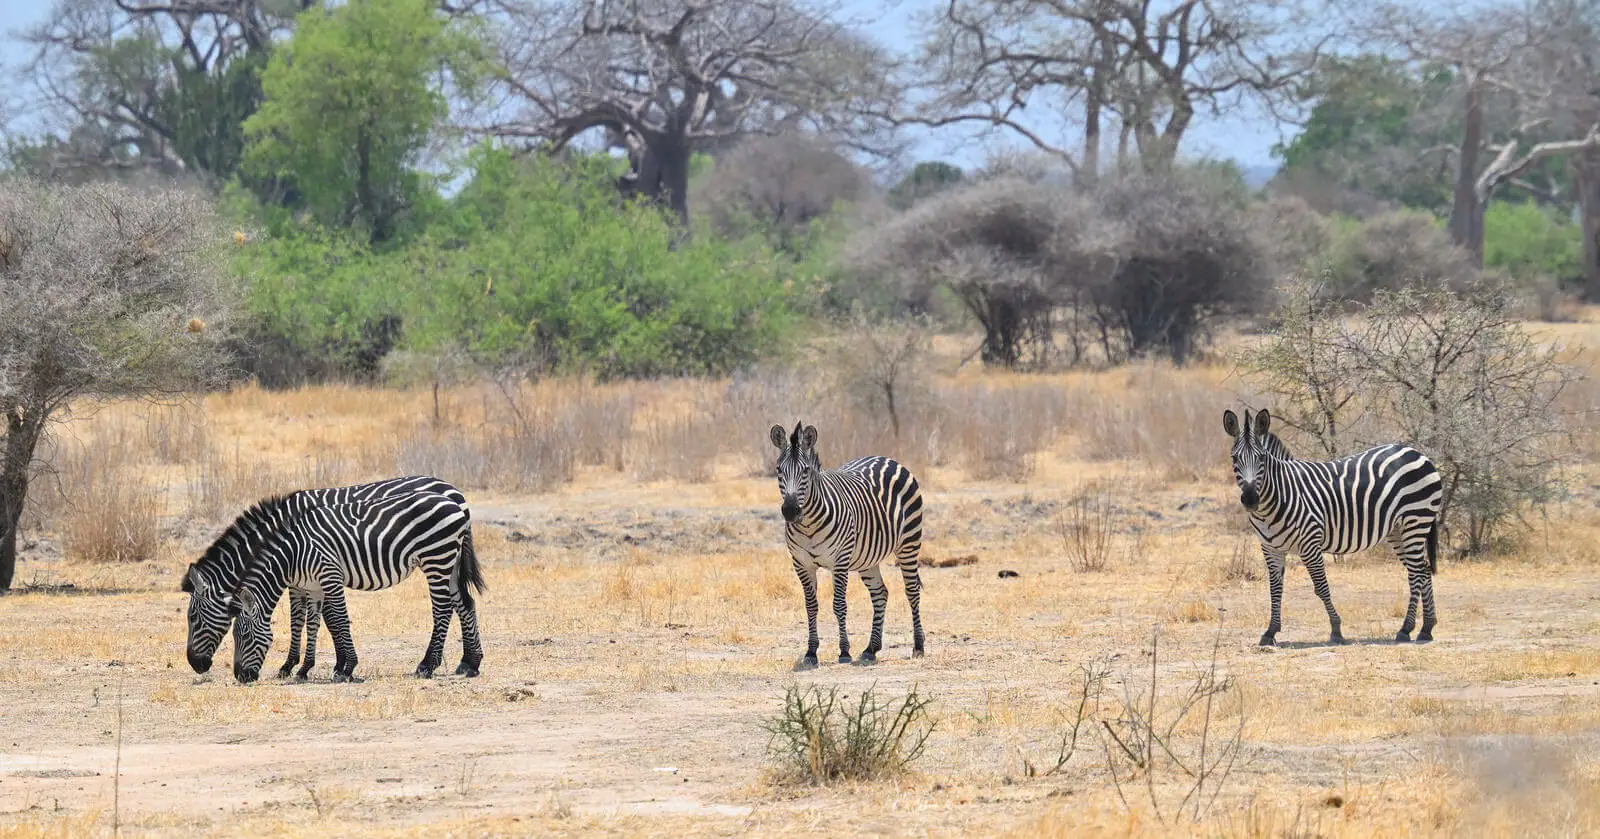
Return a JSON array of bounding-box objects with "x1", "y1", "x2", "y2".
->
[
  {"x1": 1, "y1": 408, "x2": 45, "y2": 592},
  {"x1": 1449, "y1": 74, "x2": 1487, "y2": 265},
  {"x1": 660, "y1": 140, "x2": 691, "y2": 227},
  {"x1": 620, "y1": 134, "x2": 692, "y2": 227},
  {"x1": 1577, "y1": 153, "x2": 1600, "y2": 300}
]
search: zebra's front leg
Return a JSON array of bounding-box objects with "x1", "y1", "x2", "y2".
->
[
  {"x1": 832, "y1": 565, "x2": 853, "y2": 664},
  {"x1": 857, "y1": 566, "x2": 889, "y2": 665},
  {"x1": 793, "y1": 563, "x2": 820, "y2": 670},
  {"x1": 297, "y1": 599, "x2": 324, "y2": 681},
  {"x1": 321, "y1": 586, "x2": 362, "y2": 683},
  {"x1": 1301, "y1": 551, "x2": 1346, "y2": 645},
  {"x1": 1260, "y1": 549, "x2": 1286, "y2": 646},
  {"x1": 277, "y1": 591, "x2": 307, "y2": 680},
  {"x1": 415, "y1": 573, "x2": 453, "y2": 678}
]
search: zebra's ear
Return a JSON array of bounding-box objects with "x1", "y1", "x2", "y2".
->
[
  {"x1": 800, "y1": 424, "x2": 818, "y2": 450},
  {"x1": 769, "y1": 424, "x2": 787, "y2": 449},
  {"x1": 1255, "y1": 408, "x2": 1271, "y2": 437},
  {"x1": 223, "y1": 593, "x2": 241, "y2": 617},
  {"x1": 1222, "y1": 410, "x2": 1240, "y2": 439},
  {"x1": 181, "y1": 571, "x2": 194, "y2": 593}
]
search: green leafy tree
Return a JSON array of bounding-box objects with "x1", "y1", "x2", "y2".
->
[{"x1": 242, "y1": 0, "x2": 484, "y2": 243}]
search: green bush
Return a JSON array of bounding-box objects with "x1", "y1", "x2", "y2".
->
[
  {"x1": 232, "y1": 146, "x2": 808, "y2": 384},
  {"x1": 762, "y1": 682, "x2": 935, "y2": 785},
  {"x1": 1483, "y1": 200, "x2": 1583, "y2": 287}
]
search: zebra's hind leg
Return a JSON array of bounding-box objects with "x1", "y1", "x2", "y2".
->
[
  {"x1": 832, "y1": 566, "x2": 853, "y2": 664},
  {"x1": 1390, "y1": 525, "x2": 1434, "y2": 642},
  {"x1": 277, "y1": 591, "x2": 307, "y2": 679},
  {"x1": 793, "y1": 563, "x2": 820, "y2": 671},
  {"x1": 415, "y1": 571, "x2": 453, "y2": 678},
  {"x1": 1301, "y1": 551, "x2": 1346, "y2": 645},
  {"x1": 452, "y1": 593, "x2": 484, "y2": 677},
  {"x1": 897, "y1": 553, "x2": 926, "y2": 658},
  {"x1": 297, "y1": 599, "x2": 324, "y2": 681},
  {"x1": 857, "y1": 566, "x2": 889, "y2": 665}
]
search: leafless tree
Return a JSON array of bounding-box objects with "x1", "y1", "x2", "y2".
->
[
  {"x1": 464, "y1": 0, "x2": 901, "y2": 224},
  {"x1": 9, "y1": 0, "x2": 306, "y2": 180},
  {"x1": 898, "y1": 0, "x2": 1326, "y2": 177},
  {"x1": 0, "y1": 177, "x2": 237, "y2": 591},
  {"x1": 1357, "y1": 0, "x2": 1600, "y2": 270}
]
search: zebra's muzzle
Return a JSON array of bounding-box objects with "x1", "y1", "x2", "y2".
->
[
  {"x1": 234, "y1": 664, "x2": 259, "y2": 685},
  {"x1": 781, "y1": 500, "x2": 801, "y2": 522},
  {"x1": 186, "y1": 649, "x2": 213, "y2": 674},
  {"x1": 1239, "y1": 487, "x2": 1260, "y2": 511}
]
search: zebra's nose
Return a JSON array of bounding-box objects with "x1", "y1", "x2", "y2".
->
[
  {"x1": 187, "y1": 649, "x2": 212, "y2": 673},
  {"x1": 234, "y1": 664, "x2": 258, "y2": 685},
  {"x1": 781, "y1": 501, "x2": 801, "y2": 522},
  {"x1": 1240, "y1": 488, "x2": 1259, "y2": 510}
]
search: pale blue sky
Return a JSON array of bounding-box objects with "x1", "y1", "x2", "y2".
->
[{"x1": 1, "y1": 0, "x2": 1295, "y2": 171}]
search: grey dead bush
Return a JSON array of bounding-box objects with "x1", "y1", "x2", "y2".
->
[
  {"x1": 0, "y1": 176, "x2": 236, "y2": 589},
  {"x1": 850, "y1": 167, "x2": 1270, "y2": 368},
  {"x1": 1244, "y1": 279, "x2": 1579, "y2": 555},
  {"x1": 695, "y1": 133, "x2": 873, "y2": 250}
]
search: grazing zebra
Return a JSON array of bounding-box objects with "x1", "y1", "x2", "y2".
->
[
  {"x1": 181, "y1": 476, "x2": 471, "y2": 679},
  {"x1": 1224, "y1": 408, "x2": 1443, "y2": 646},
  {"x1": 769, "y1": 421, "x2": 926, "y2": 669},
  {"x1": 224, "y1": 490, "x2": 483, "y2": 684}
]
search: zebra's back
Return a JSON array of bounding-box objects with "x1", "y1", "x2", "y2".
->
[{"x1": 288, "y1": 493, "x2": 471, "y2": 592}]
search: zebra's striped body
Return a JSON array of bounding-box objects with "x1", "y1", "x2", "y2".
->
[
  {"x1": 769, "y1": 422, "x2": 926, "y2": 668},
  {"x1": 225, "y1": 491, "x2": 483, "y2": 684},
  {"x1": 182, "y1": 476, "x2": 471, "y2": 679},
  {"x1": 1224, "y1": 408, "x2": 1443, "y2": 646}
]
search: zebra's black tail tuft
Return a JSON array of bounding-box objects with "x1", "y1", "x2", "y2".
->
[
  {"x1": 1425, "y1": 518, "x2": 1439, "y2": 575},
  {"x1": 456, "y1": 524, "x2": 487, "y2": 609}
]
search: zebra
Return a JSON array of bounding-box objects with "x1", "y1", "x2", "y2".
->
[
  {"x1": 181, "y1": 475, "x2": 472, "y2": 679},
  {"x1": 769, "y1": 421, "x2": 926, "y2": 669},
  {"x1": 224, "y1": 490, "x2": 483, "y2": 684},
  {"x1": 1224, "y1": 407, "x2": 1443, "y2": 646}
]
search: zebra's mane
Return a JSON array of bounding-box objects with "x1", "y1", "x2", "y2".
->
[
  {"x1": 1258, "y1": 429, "x2": 1294, "y2": 461},
  {"x1": 188, "y1": 492, "x2": 301, "y2": 582}
]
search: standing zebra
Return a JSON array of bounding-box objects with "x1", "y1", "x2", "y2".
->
[
  {"x1": 225, "y1": 490, "x2": 482, "y2": 684},
  {"x1": 769, "y1": 421, "x2": 926, "y2": 668},
  {"x1": 1224, "y1": 408, "x2": 1443, "y2": 646},
  {"x1": 181, "y1": 476, "x2": 474, "y2": 679}
]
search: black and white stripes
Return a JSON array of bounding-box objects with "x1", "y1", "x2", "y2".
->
[
  {"x1": 1224, "y1": 408, "x2": 1444, "y2": 646},
  {"x1": 769, "y1": 421, "x2": 926, "y2": 669},
  {"x1": 181, "y1": 476, "x2": 470, "y2": 679},
  {"x1": 224, "y1": 491, "x2": 483, "y2": 684}
]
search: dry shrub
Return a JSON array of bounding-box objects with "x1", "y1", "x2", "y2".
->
[
  {"x1": 762, "y1": 683, "x2": 936, "y2": 786},
  {"x1": 1318, "y1": 209, "x2": 1479, "y2": 304},
  {"x1": 57, "y1": 439, "x2": 161, "y2": 564},
  {"x1": 630, "y1": 415, "x2": 724, "y2": 483},
  {"x1": 137, "y1": 404, "x2": 212, "y2": 465},
  {"x1": 1058, "y1": 488, "x2": 1116, "y2": 572},
  {"x1": 185, "y1": 441, "x2": 301, "y2": 520}
]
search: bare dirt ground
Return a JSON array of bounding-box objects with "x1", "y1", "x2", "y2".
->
[{"x1": 5, "y1": 461, "x2": 1600, "y2": 837}]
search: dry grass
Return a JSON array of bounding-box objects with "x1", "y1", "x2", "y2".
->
[{"x1": 5, "y1": 319, "x2": 1600, "y2": 836}]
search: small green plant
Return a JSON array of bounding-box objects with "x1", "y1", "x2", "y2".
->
[{"x1": 762, "y1": 682, "x2": 936, "y2": 785}]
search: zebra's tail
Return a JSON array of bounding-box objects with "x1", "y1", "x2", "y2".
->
[
  {"x1": 1425, "y1": 518, "x2": 1439, "y2": 576},
  {"x1": 456, "y1": 524, "x2": 488, "y2": 609}
]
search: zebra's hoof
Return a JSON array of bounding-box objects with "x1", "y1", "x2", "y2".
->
[
  {"x1": 1394, "y1": 631, "x2": 1412, "y2": 643},
  {"x1": 1415, "y1": 633, "x2": 1434, "y2": 643},
  {"x1": 794, "y1": 655, "x2": 818, "y2": 671},
  {"x1": 1258, "y1": 635, "x2": 1278, "y2": 647},
  {"x1": 855, "y1": 652, "x2": 878, "y2": 666},
  {"x1": 454, "y1": 663, "x2": 480, "y2": 677},
  {"x1": 414, "y1": 665, "x2": 436, "y2": 679},
  {"x1": 331, "y1": 672, "x2": 363, "y2": 684},
  {"x1": 1330, "y1": 634, "x2": 1348, "y2": 646},
  {"x1": 837, "y1": 654, "x2": 854, "y2": 665},
  {"x1": 277, "y1": 665, "x2": 295, "y2": 680},
  {"x1": 912, "y1": 647, "x2": 925, "y2": 658}
]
